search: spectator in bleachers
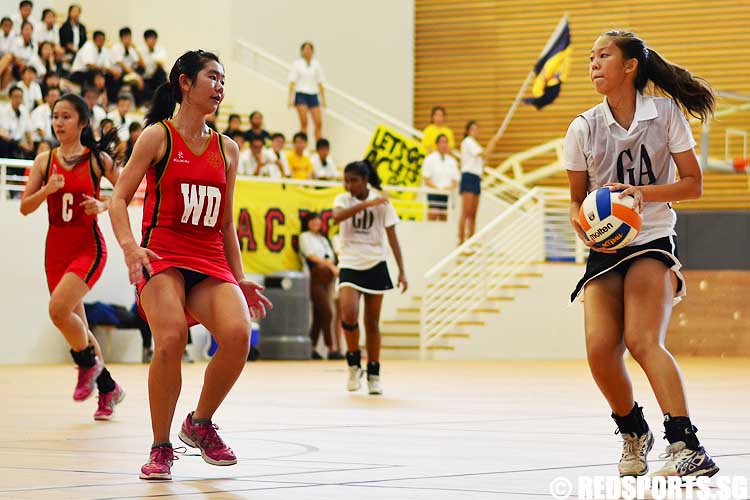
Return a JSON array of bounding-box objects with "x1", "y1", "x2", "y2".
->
[
  {"x1": 140, "y1": 29, "x2": 166, "y2": 103},
  {"x1": 231, "y1": 130, "x2": 252, "y2": 175},
  {"x1": 40, "y1": 70, "x2": 62, "y2": 94},
  {"x1": 422, "y1": 134, "x2": 459, "y2": 221},
  {"x1": 82, "y1": 84, "x2": 106, "y2": 134},
  {"x1": 421, "y1": 105, "x2": 455, "y2": 154},
  {"x1": 123, "y1": 121, "x2": 142, "y2": 164},
  {"x1": 268, "y1": 131, "x2": 290, "y2": 174},
  {"x1": 70, "y1": 30, "x2": 110, "y2": 83},
  {"x1": 249, "y1": 135, "x2": 285, "y2": 177},
  {"x1": 222, "y1": 113, "x2": 241, "y2": 136},
  {"x1": 288, "y1": 42, "x2": 326, "y2": 140},
  {"x1": 0, "y1": 18, "x2": 16, "y2": 88},
  {"x1": 35, "y1": 40, "x2": 62, "y2": 77},
  {"x1": 91, "y1": 69, "x2": 109, "y2": 108},
  {"x1": 107, "y1": 93, "x2": 134, "y2": 142},
  {"x1": 286, "y1": 131, "x2": 313, "y2": 179},
  {"x1": 99, "y1": 117, "x2": 114, "y2": 135},
  {"x1": 311, "y1": 137, "x2": 338, "y2": 180},
  {"x1": 11, "y1": 20, "x2": 36, "y2": 78},
  {"x1": 244, "y1": 110, "x2": 270, "y2": 144},
  {"x1": 111, "y1": 27, "x2": 145, "y2": 104},
  {"x1": 30, "y1": 85, "x2": 58, "y2": 145},
  {"x1": 18, "y1": 65, "x2": 41, "y2": 110},
  {"x1": 35, "y1": 8, "x2": 61, "y2": 57},
  {"x1": 10, "y1": 0, "x2": 33, "y2": 36},
  {"x1": 59, "y1": 4, "x2": 86, "y2": 62},
  {"x1": 299, "y1": 212, "x2": 343, "y2": 360},
  {"x1": 0, "y1": 85, "x2": 34, "y2": 160}
]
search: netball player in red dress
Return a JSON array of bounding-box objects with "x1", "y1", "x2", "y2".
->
[
  {"x1": 109, "y1": 50, "x2": 272, "y2": 480},
  {"x1": 20, "y1": 93, "x2": 125, "y2": 420}
]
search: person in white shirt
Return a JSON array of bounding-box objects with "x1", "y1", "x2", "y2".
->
[
  {"x1": 82, "y1": 85, "x2": 106, "y2": 138},
  {"x1": 422, "y1": 134, "x2": 459, "y2": 221},
  {"x1": 298, "y1": 212, "x2": 343, "y2": 360},
  {"x1": 34, "y1": 9, "x2": 61, "y2": 55},
  {"x1": 140, "y1": 29, "x2": 167, "y2": 103},
  {"x1": 311, "y1": 138, "x2": 338, "y2": 180},
  {"x1": 0, "y1": 17, "x2": 15, "y2": 91},
  {"x1": 266, "y1": 132, "x2": 290, "y2": 176},
  {"x1": 0, "y1": 85, "x2": 34, "y2": 160},
  {"x1": 11, "y1": 0, "x2": 33, "y2": 36},
  {"x1": 18, "y1": 65, "x2": 42, "y2": 111},
  {"x1": 247, "y1": 135, "x2": 287, "y2": 177},
  {"x1": 107, "y1": 94, "x2": 134, "y2": 142},
  {"x1": 70, "y1": 31, "x2": 120, "y2": 89},
  {"x1": 30, "y1": 85, "x2": 59, "y2": 144},
  {"x1": 111, "y1": 27, "x2": 146, "y2": 104},
  {"x1": 229, "y1": 131, "x2": 251, "y2": 175},
  {"x1": 332, "y1": 160, "x2": 407, "y2": 396},
  {"x1": 11, "y1": 20, "x2": 36, "y2": 75},
  {"x1": 458, "y1": 120, "x2": 502, "y2": 243},
  {"x1": 565, "y1": 30, "x2": 718, "y2": 479},
  {"x1": 287, "y1": 41, "x2": 326, "y2": 140}
]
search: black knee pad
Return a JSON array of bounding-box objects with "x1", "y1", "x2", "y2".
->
[{"x1": 341, "y1": 321, "x2": 359, "y2": 331}]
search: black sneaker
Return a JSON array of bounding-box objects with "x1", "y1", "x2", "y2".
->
[
  {"x1": 327, "y1": 351, "x2": 344, "y2": 360},
  {"x1": 311, "y1": 351, "x2": 323, "y2": 360}
]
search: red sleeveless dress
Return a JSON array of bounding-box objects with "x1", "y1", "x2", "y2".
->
[
  {"x1": 43, "y1": 148, "x2": 107, "y2": 293},
  {"x1": 136, "y1": 120, "x2": 237, "y2": 321}
]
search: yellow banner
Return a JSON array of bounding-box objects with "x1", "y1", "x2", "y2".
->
[
  {"x1": 364, "y1": 125, "x2": 426, "y2": 221},
  {"x1": 234, "y1": 180, "x2": 344, "y2": 275}
]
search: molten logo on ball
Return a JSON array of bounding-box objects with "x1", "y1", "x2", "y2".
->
[{"x1": 588, "y1": 222, "x2": 614, "y2": 240}]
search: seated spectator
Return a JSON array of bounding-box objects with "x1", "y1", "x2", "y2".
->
[
  {"x1": 123, "y1": 121, "x2": 142, "y2": 164},
  {"x1": 82, "y1": 84, "x2": 107, "y2": 134},
  {"x1": 70, "y1": 30, "x2": 121, "y2": 101},
  {"x1": 421, "y1": 105, "x2": 455, "y2": 155},
  {"x1": 11, "y1": 1, "x2": 33, "y2": 37},
  {"x1": 223, "y1": 113, "x2": 241, "y2": 136},
  {"x1": 99, "y1": 117, "x2": 116, "y2": 140},
  {"x1": 40, "y1": 70, "x2": 63, "y2": 95},
  {"x1": 140, "y1": 28, "x2": 166, "y2": 103},
  {"x1": 30, "y1": 85, "x2": 58, "y2": 145},
  {"x1": 34, "y1": 8, "x2": 62, "y2": 58},
  {"x1": 311, "y1": 138, "x2": 338, "y2": 180},
  {"x1": 0, "y1": 17, "x2": 15, "y2": 89},
  {"x1": 59, "y1": 4, "x2": 86, "y2": 64},
  {"x1": 249, "y1": 135, "x2": 285, "y2": 177},
  {"x1": 91, "y1": 69, "x2": 109, "y2": 108},
  {"x1": 286, "y1": 131, "x2": 313, "y2": 179},
  {"x1": 110, "y1": 27, "x2": 145, "y2": 104},
  {"x1": 268, "y1": 132, "x2": 290, "y2": 175},
  {"x1": 422, "y1": 134, "x2": 459, "y2": 221},
  {"x1": 298, "y1": 212, "x2": 342, "y2": 360},
  {"x1": 17, "y1": 65, "x2": 42, "y2": 111},
  {"x1": 244, "y1": 110, "x2": 270, "y2": 144},
  {"x1": 34, "y1": 40, "x2": 62, "y2": 77},
  {"x1": 230, "y1": 131, "x2": 251, "y2": 174},
  {"x1": 11, "y1": 20, "x2": 36, "y2": 79},
  {"x1": 107, "y1": 93, "x2": 134, "y2": 142},
  {"x1": 0, "y1": 85, "x2": 34, "y2": 159}
]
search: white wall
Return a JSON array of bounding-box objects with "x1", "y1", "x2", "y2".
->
[{"x1": 50, "y1": 0, "x2": 414, "y2": 125}]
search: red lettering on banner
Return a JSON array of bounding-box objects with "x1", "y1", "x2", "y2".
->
[
  {"x1": 236, "y1": 209, "x2": 257, "y2": 251},
  {"x1": 265, "y1": 208, "x2": 285, "y2": 253}
]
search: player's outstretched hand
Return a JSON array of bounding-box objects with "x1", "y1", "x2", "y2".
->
[{"x1": 239, "y1": 280, "x2": 273, "y2": 319}]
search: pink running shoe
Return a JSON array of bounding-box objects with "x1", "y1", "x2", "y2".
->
[
  {"x1": 94, "y1": 383, "x2": 126, "y2": 421},
  {"x1": 73, "y1": 357, "x2": 103, "y2": 401},
  {"x1": 178, "y1": 412, "x2": 237, "y2": 466},
  {"x1": 139, "y1": 445, "x2": 183, "y2": 480}
]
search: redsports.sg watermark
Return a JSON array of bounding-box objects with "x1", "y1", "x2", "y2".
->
[{"x1": 549, "y1": 475, "x2": 749, "y2": 500}]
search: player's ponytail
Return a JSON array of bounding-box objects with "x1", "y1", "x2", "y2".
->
[
  {"x1": 344, "y1": 160, "x2": 383, "y2": 191},
  {"x1": 145, "y1": 49, "x2": 222, "y2": 126},
  {"x1": 605, "y1": 30, "x2": 715, "y2": 122},
  {"x1": 53, "y1": 93, "x2": 120, "y2": 173}
]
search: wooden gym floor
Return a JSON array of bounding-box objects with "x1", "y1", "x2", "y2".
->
[{"x1": 1, "y1": 359, "x2": 748, "y2": 499}]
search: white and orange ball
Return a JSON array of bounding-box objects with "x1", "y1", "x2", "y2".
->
[{"x1": 578, "y1": 187, "x2": 642, "y2": 250}]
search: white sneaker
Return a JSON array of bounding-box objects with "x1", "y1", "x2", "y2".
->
[
  {"x1": 618, "y1": 430, "x2": 654, "y2": 477},
  {"x1": 367, "y1": 375, "x2": 382, "y2": 395},
  {"x1": 651, "y1": 441, "x2": 719, "y2": 477},
  {"x1": 347, "y1": 366, "x2": 363, "y2": 391}
]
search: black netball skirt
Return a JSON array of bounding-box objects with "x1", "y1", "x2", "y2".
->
[
  {"x1": 337, "y1": 261, "x2": 394, "y2": 295},
  {"x1": 570, "y1": 236, "x2": 685, "y2": 304}
]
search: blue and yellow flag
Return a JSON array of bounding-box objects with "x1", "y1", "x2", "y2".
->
[{"x1": 523, "y1": 17, "x2": 572, "y2": 109}]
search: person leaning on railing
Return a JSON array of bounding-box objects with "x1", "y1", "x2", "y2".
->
[{"x1": 422, "y1": 133, "x2": 459, "y2": 221}]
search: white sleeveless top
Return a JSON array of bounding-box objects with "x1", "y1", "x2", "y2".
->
[{"x1": 563, "y1": 93, "x2": 696, "y2": 246}]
